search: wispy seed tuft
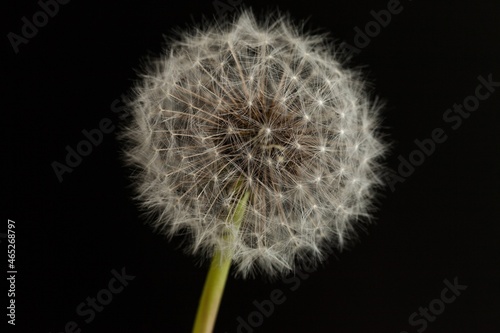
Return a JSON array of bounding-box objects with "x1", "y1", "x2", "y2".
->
[{"x1": 121, "y1": 10, "x2": 387, "y2": 278}]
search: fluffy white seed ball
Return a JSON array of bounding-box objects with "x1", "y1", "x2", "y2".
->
[{"x1": 121, "y1": 10, "x2": 386, "y2": 278}]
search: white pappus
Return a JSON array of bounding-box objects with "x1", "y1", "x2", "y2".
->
[{"x1": 120, "y1": 9, "x2": 387, "y2": 278}]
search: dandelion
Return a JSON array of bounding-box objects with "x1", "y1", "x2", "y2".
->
[{"x1": 121, "y1": 9, "x2": 387, "y2": 333}]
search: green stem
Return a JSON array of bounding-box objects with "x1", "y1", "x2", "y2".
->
[{"x1": 192, "y1": 190, "x2": 250, "y2": 333}]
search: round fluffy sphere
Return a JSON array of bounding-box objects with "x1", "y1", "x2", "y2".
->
[{"x1": 122, "y1": 10, "x2": 386, "y2": 278}]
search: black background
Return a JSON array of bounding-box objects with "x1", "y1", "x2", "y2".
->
[{"x1": 4, "y1": 0, "x2": 500, "y2": 332}]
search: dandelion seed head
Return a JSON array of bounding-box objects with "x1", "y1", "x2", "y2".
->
[{"x1": 121, "y1": 10, "x2": 387, "y2": 278}]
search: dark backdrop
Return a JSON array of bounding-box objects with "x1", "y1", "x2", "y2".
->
[{"x1": 4, "y1": 0, "x2": 500, "y2": 332}]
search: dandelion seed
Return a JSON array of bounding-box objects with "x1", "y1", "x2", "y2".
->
[{"x1": 121, "y1": 6, "x2": 386, "y2": 293}]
